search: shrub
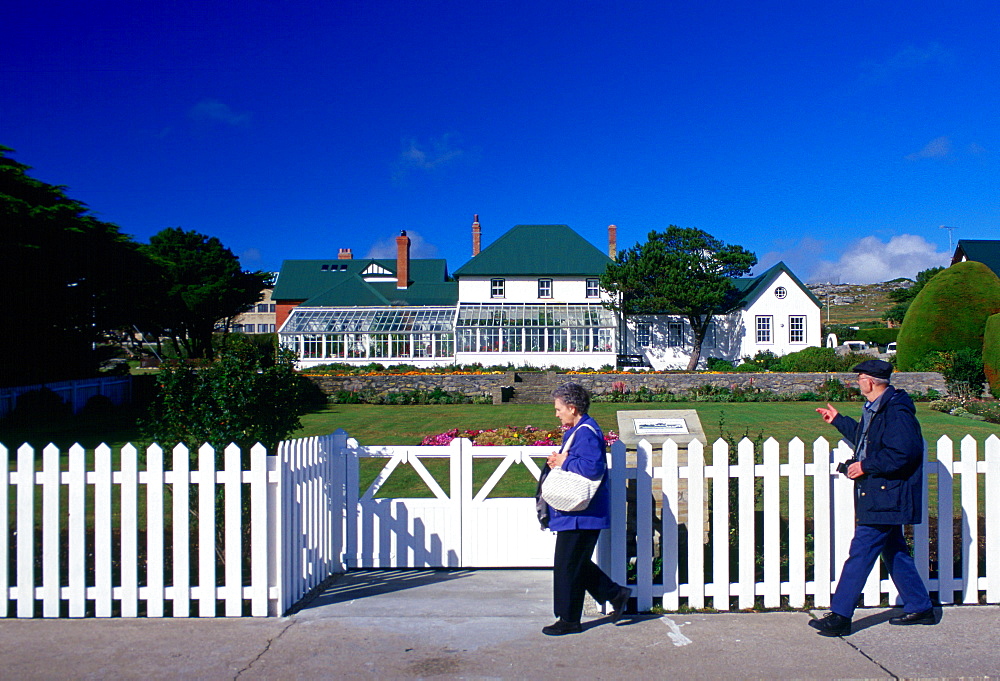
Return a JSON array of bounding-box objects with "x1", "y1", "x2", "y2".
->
[
  {"x1": 142, "y1": 335, "x2": 320, "y2": 455},
  {"x1": 911, "y1": 348, "x2": 986, "y2": 399},
  {"x1": 705, "y1": 357, "x2": 735, "y2": 371},
  {"x1": 984, "y1": 313, "x2": 1000, "y2": 398},
  {"x1": 896, "y1": 261, "x2": 1000, "y2": 370},
  {"x1": 9, "y1": 387, "x2": 71, "y2": 424},
  {"x1": 734, "y1": 350, "x2": 781, "y2": 372},
  {"x1": 854, "y1": 327, "x2": 899, "y2": 346},
  {"x1": 775, "y1": 347, "x2": 851, "y2": 372}
]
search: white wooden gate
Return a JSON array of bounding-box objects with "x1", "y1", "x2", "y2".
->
[{"x1": 342, "y1": 438, "x2": 557, "y2": 568}]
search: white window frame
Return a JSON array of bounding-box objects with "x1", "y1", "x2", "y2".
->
[
  {"x1": 668, "y1": 321, "x2": 684, "y2": 347},
  {"x1": 756, "y1": 315, "x2": 773, "y2": 344},
  {"x1": 538, "y1": 278, "x2": 553, "y2": 299},
  {"x1": 789, "y1": 315, "x2": 806, "y2": 343},
  {"x1": 586, "y1": 278, "x2": 600, "y2": 298},
  {"x1": 636, "y1": 323, "x2": 651, "y2": 348},
  {"x1": 491, "y1": 278, "x2": 505, "y2": 299}
]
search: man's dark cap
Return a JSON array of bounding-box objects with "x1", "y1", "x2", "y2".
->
[{"x1": 852, "y1": 359, "x2": 893, "y2": 380}]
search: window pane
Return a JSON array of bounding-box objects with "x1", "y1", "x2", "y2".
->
[
  {"x1": 636, "y1": 323, "x2": 650, "y2": 347},
  {"x1": 789, "y1": 316, "x2": 805, "y2": 343},
  {"x1": 756, "y1": 316, "x2": 772, "y2": 343}
]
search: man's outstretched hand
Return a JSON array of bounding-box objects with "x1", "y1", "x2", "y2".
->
[{"x1": 816, "y1": 403, "x2": 839, "y2": 424}]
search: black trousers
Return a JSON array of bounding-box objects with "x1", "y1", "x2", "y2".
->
[{"x1": 553, "y1": 529, "x2": 619, "y2": 623}]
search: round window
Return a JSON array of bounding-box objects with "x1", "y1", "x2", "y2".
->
[{"x1": 774, "y1": 287, "x2": 787, "y2": 299}]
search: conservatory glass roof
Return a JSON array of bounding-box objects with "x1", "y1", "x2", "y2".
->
[
  {"x1": 281, "y1": 307, "x2": 457, "y2": 334},
  {"x1": 456, "y1": 303, "x2": 615, "y2": 327}
]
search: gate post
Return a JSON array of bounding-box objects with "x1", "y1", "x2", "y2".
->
[
  {"x1": 455, "y1": 438, "x2": 471, "y2": 568},
  {"x1": 266, "y1": 452, "x2": 283, "y2": 616},
  {"x1": 331, "y1": 430, "x2": 350, "y2": 573}
]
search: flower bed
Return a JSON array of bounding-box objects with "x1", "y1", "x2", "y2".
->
[
  {"x1": 420, "y1": 425, "x2": 620, "y2": 447},
  {"x1": 928, "y1": 397, "x2": 1000, "y2": 424}
]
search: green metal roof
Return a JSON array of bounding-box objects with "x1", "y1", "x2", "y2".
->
[
  {"x1": 731, "y1": 261, "x2": 822, "y2": 310},
  {"x1": 954, "y1": 240, "x2": 1000, "y2": 278},
  {"x1": 452, "y1": 224, "x2": 613, "y2": 277},
  {"x1": 272, "y1": 258, "x2": 456, "y2": 306}
]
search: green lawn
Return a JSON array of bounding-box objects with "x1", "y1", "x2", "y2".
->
[{"x1": 295, "y1": 401, "x2": 1000, "y2": 450}]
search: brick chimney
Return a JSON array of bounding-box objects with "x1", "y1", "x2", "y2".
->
[
  {"x1": 396, "y1": 230, "x2": 410, "y2": 289},
  {"x1": 472, "y1": 214, "x2": 481, "y2": 256},
  {"x1": 608, "y1": 224, "x2": 617, "y2": 260},
  {"x1": 338, "y1": 248, "x2": 353, "y2": 260}
]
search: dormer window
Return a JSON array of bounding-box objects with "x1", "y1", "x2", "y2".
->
[{"x1": 538, "y1": 278, "x2": 552, "y2": 299}]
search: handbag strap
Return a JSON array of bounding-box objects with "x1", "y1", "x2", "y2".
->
[{"x1": 559, "y1": 422, "x2": 598, "y2": 455}]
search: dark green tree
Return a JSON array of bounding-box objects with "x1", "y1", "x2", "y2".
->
[
  {"x1": 142, "y1": 334, "x2": 324, "y2": 455},
  {"x1": 883, "y1": 266, "x2": 944, "y2": 325},
  {"x1": 141, "y1": 227, "x2": 269, "y2": 359},
  {"x1": 600, "y1": 226, "x2": 757, "y2": 370},
  {"x1": 0, "y1": 145, "x2": 150, "y2": 385}
]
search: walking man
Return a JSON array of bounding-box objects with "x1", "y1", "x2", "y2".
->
[{"x1": 810, "y1": 359, "x2": 936, "y2": 636}]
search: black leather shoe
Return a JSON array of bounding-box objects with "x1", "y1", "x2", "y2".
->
[
  {"x1": 889, "y1": 608, "x2": 936, "y2": 625},
  {"x1": 542, "y1": 619, "x2": 583, "y2": 636},
  {"x1": 609, "y1": 585, "x2": 632, "y2": 623},
  {"x1": 809, "y1": 612, "x2": 851, "y2": 636}
]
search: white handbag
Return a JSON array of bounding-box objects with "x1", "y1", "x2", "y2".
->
[{"x1": 541, "y1": 424, "x2": 602, "y2": 512}]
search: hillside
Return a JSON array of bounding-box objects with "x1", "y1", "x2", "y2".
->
[{"x1": 807, "y1": 280, "x2": 911, "y2": 327}]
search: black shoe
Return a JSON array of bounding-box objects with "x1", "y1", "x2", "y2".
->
[
  {"x1": 889, "y1": 608, "x2": 936, "y2": 626},
  {"x1": 809, "y1": 612, "x2": 851, "y2": 636},
  {"x1": 542, "y1": 619, "x2": 583, "y2": 636},
  {"x1": 609, "y1": 585, "x2": 632, "y2": 623}
]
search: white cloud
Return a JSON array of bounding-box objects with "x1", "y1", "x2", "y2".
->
[
  {"x1": 906, "y1": 136, "x2": 952, "y2": 161},
  {"x1": 861, "y1": 43, "x2": 953, "y2": 82},
  {"x1": 188, "y1": 99, "x2": 252, "y2": 127},
  {"x1": 365, "y1": 230, "x2": 439, "y2": 259},
  {"x1": 810, "y1": 234, "x2": 950, "y2": 284},
  {"x1": 392, "y1": 133, "x2": 464, "y2": 183}
]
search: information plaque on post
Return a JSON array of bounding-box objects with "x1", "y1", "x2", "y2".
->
[{"x1": 615, "y1": 409, "x2": 706, "y2": 450}]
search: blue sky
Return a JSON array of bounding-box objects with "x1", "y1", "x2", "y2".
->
[{"x1": 3, "y1": 1, "x2": 997, "y2": 283}]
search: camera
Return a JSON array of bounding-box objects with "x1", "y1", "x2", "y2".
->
[{"x1": 836, "y1": 457, "x2": 857, "y2": 476}]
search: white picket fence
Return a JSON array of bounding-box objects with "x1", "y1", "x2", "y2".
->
[
  {"x1": 1, "y1": 432, "x2": 343, "y2": 618},
  {"x1": 610, "y1": 434, "x2": 1000, "y2": 613},
  {"x1": 3, "y1": 431, "x2": 998, "y2": 617}
]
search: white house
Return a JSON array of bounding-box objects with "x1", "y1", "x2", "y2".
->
[
  {"x1": 273, "y1": 218, "x2": 821, "y2": 370},
  {"x1": 625, "y1": 262, "x2": 823, "y2": 369}
]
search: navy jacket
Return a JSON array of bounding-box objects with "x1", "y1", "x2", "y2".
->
[
  {"x1": 831, "y1": 385, "x2": 925, "y2": 525},
  {"x1": 545, "y1": 414, "x2": 610, "y2": 531}
]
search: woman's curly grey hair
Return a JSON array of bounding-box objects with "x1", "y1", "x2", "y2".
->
[{"x1": 552, "y1": 382, "x2": 590, "y2": 414}]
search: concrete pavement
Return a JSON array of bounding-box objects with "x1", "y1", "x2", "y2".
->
[{"x1": 1, "y1": 569, "x2": 998, "y2": 680}]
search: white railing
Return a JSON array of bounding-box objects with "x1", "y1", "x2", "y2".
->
[
  {"x1": 1, "y1": 433, "x2": 341, "y2": 618},
  {"x1": 606, "y1": 435, "x2": 1000, "y2": 613},
  {"x1": 0, "y1": 376, "x2": 132, "y2": 417}
]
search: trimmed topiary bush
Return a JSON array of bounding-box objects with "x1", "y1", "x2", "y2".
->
[
  {"x1": 854, "y1": 327, "x2": 899, "y2": 346},
  {"x1": 984, "y1": 312, "x2": 1000, "y2": 398},
  {"x1": 896, "y1": 261, "x2": 1000, "y2": 371}
]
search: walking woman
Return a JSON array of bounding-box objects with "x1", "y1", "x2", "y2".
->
[{"x1": 540, "y1": 382, "x2": 631, "y2": 635}]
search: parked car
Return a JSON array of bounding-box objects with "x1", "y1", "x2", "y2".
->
[
  {"x1": 842, "y1": 340, "x2": 869, "y2": 352},
  {"x1": 886, "y1": 342, "x2": 897, "y2": 355}
]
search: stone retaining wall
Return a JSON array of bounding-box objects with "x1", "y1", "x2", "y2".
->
[{"x1": 305, "y1": 371, "x2": 947, "y2": 400}]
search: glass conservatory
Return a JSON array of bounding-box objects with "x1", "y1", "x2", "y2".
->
[
  {"x1": 455, "y1": 303, "x2": 616, "y2": 354},
  {"x1": 280, "y1": 302, "x2": 619, "y2": 366},
  {"x1": 279, "y1": 307, "x2": 457, "y2": 361}
]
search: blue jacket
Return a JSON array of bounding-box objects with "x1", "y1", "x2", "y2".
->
[
  {"x1": 546, "y1": 414, "x2": 610, "y2": 531},
  {"x1": 831, "y1": 385, "x2": 924, "y2": 525}
]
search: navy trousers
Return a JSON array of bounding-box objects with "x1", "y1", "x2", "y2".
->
[
  {"x1": 553, "y1": 529, "x2": 619, "y2": 624},
  {"x1": 831, "y1": 524, "x2": 932, "y2": 618}
]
